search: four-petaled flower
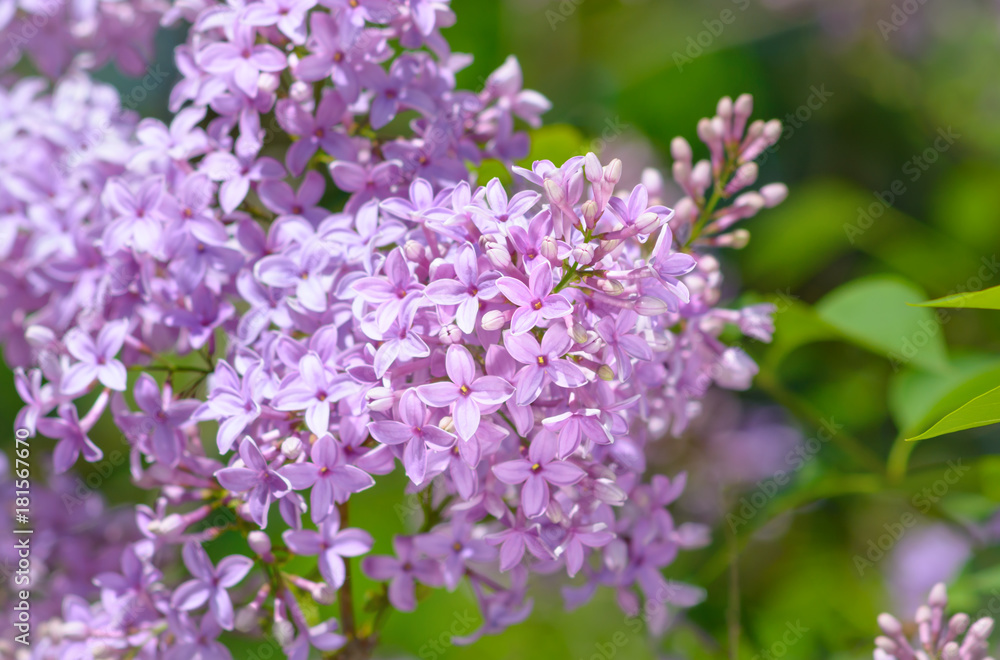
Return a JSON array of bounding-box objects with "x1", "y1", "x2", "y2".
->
[
  {"x1": 38, "y1": 403, "x2": 103, "y2": 474},
  {"x1": 492, "y1": 433, "x2": 586, "y2": 518},
  {"x1": 424, "y1": 242, "x2": 500, "y2": 334},
  {"x1": 283, "y1": 512, "x2": 374, "y2": 588},
  {"x1": 62, "y1": 320, "x2": 130, "y2": 394},
  {"x1": 417, "y1": 345, "x2": 514, "y2": 441},
  {"x1": 362, "y1": 536, "x2": 443, "y2": 612},
  {"x1": 496, "y1": 260, "x2": 572, "y2": 335},
  {"x1": 214, "y1": 437, "x2": 316, "y2": 527},
  {"x1": 170, "y1": 541, "x2": 254, "y2": 631},
  {"x1": 503, "y1": 326, "x2": 586, "y2": 406}
]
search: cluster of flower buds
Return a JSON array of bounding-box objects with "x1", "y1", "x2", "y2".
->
[
  {"x1": 668, "y1": 94, "x2": 787, "y2": 250},
  {"x1": 2, "y1": 1, "x2": 790, "y2": 658},
  {"x1": 876, "y1": 583, "x2": 996, "y2": 660}
]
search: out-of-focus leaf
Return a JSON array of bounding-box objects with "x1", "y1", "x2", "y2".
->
[
  {"x1": 930, "y1": 162, "x2": 1000, "y2": 249},
  {"x1": 519, "y1": 124, "x2": 588, "y2": 169},
  {"x1": 890, "y1": 355, "x2": 1000, "y2": 437},
  {"x1": 913, "y1": 284, "x2": 1000, "y2": 311},
  {"x1": 761, "y1": 298, "x2": 840, "y2": 371},
  {"x1": 815, "y1": 275, "x2": 949, "y2": 373},
  {"x1": 741, "y1": 179, "x2": 982, "y2": 293},
  {"x1": 908, "y1": 384, "x2": 1000, "y2": 441}
]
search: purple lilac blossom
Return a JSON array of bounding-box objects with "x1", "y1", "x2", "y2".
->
[{"x1": 0, "y1": 3, "x2": 790, "y2": 653}]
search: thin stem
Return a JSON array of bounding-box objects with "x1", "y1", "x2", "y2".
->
[
  {"x1": 337, "y1": 501, "x2": 357, "y2": 641},
  {"x1": 726, "y1": 523, "x2": 741, "y2": 660},
  {"x1": 887, "y1": 434, "x2": 918, "y2": 485},
  {"x1": 756, "y1": 372, "x2": 885, "y2": 473}
]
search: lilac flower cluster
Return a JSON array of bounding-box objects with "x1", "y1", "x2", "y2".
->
[
  {"x1": 0, "y1": 0, "x2": 167, "y2": 77},
  {"x1": 1, "y1": 1, "x2": 789, "y2": 657},
  {"x1": 875, "y1": 583, "x2": 996, "y2": 660},
  {"x1": 0, "y1": 454, "x2": 141, "y2": 660}
]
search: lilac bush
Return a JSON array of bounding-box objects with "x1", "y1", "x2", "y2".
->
[{"x1": 1, "y1": 1, "x2": 795, "y2": 657}]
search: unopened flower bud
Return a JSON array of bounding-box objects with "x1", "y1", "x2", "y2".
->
[
  {"x1": 481, "y1": 309, "x2": 508, "y2": 331},
  {"x1": 571, "y1": 322, "x2": 589, "y2": 344},
  {"x1": 711, "y1": 229, "x2": 750, "y2": 249},
  {"x1": 641, "y1": 167, "x2": 665, "y2": 202},
  {"x1": 572, "y1": 244, "x2": 595, "y2": 266},
  {"x1": 634, "y1": 211, "x2": 662, "y2": 234},
  {"x1": 597, "y1": 364, "x2": 615, "y2": 381},
  {"x1": 596, "y1": 278, "x2": 624, "y2": 295},
  {"x1": 671, "y1": 137, "x2": 693, "y2": 163},
  {"x1": 486, "y1": 244, "x2": 512, "y2": 269},
  {"x1": 59, "y1": 621, "x2": 89, "y2": 641},
  {"x1": 760, "y1": 182, "x2": 788, "y2": 208},
  {"x1": 439, "y1": 415, "x2": 455, "y2": 434},
  {"x1": 634, "y1": 295, "x2": 669, "y2": 317},
  {"x1": 874, "y1": 636, "x2": 897, "y2": 652},
  {"x1": 366, "y1": 387, "x2": 394, "y2": 412},
  {"x1": 691, "y1": 160, "x2": 712, "y2": 196},
  {"x1": 604, "y1": 158, "x2": 622, "y2": 185},
  {"x1": 584, "y1": 152, "x2": 603, "y2": 182},
  {"x1": 697, "y1": 117, "x2": 715, "y2": 145},
  {"x1": 763, "y1": 119, "x2": 783, "y2": 145},
  {"x1": 725, "y1": 162, "x2": 758, "y2": 195},
  {"x1": 544, "y1": 178, "x2": 565, "y2": 205},
  {"x1": 273, "y1": 616, "x2": 295, "y2": 646},
  {"x1": 539, "y1": 236, "x2": 559, "y2": 261},
  {"x1": 948, "y1": 613, "x2": 970, "y2": 636},
  {"x1": 289, "y1": 81, "x2": 313, "y2": 104},
  {"x1": 672, "y1": 159, "x2": 692, "y2": 190},
  {"x1": 258, "y1": 73, "x2": 281, "y2": 94},
  {"x1": 403, "y1": 240, "x2": 425, "y2": 262},
  {"x1": 716, "y1": 95, "x2": 733, "y2": 122},
  {"x1": 248, "y1": 531, "x2": 274, "y2": 561},
  {"x1": 734, "y1": 93, "x2": 753, "y2": 125},
  {"x1": 593, "y1": 478, "x2": 628, "y2": 506},
  {"x1": 674, "y1": 197, "x2": 698, "y2": 225},
  {"x1": 438, "y1": 324, "x2": 464, "y2": 344},
  {"x1": 581, "y1": 200, "x2": 599, "y2": 228},
  {"x1": 281, "y1": 436, "x2": 304, "y2": 460},
  {"x1": 877, "y1": 613, "x2": 903, "y2": 636},
  {"x1": 929, "y1": 583, "x2": 948, "y2": 608},
  {"x1": 734, "y1": 191, "x2": 765, "y2": 214},
  {"x1": 970, "y1": 616, "x2": 994, "y2": 639}
]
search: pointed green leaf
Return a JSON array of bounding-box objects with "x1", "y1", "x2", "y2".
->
[
  {"x1": 913, "y1": 284, "x2": 1000, "y2": 310},
  {"x1": 890, "y1": 355, "x2": 1000, "y2": 437},
  {"x1": 908, "y1": 384, "x2": 1000, "y2": 441}
]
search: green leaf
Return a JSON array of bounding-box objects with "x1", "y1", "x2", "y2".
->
[
  {"x1": 914, "y1": 284, "x2": 1000, "y2": 310},
  {"x1": 815, "y1": 275, "x2": 949, "y2": 373},
  {"x1": 890, "y1": 355, "x2": 1000, "y2": 437},
  {"x1": 908, "y1": 384, "x2": 1000, "y2": 441},
  {"x1": 760, "y1": 297, "x2": 841, "y2": 372}
]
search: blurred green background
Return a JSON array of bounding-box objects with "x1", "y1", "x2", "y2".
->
[{"x1": 10, "y1": 0, "x2": 1000, "y2": 658}]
